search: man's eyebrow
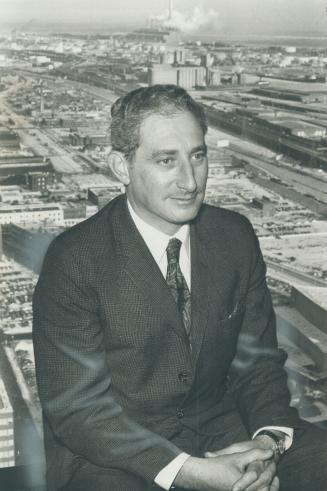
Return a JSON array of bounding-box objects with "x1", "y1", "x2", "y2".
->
[
  {"x1": 191, "y1": 144, "x2": 207, "y2": 154},
  {"x1": 150, "y1": 145, "x2": 207, "y2": 159},
  {"x1": 150, "y1": 149, "x2": 178, "y2": 159}
]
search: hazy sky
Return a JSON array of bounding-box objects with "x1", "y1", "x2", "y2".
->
[{"x1": 1, "y1": 0, "x2": 327, "y2": 35}]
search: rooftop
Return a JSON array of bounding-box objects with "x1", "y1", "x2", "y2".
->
[{"x1": 0, "y1": 377, "x2": 12, "y2": 413}]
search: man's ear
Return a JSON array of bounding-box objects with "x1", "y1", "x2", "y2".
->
[{"x1": 107, "y1": 151, "x2": 130, "y2": 186}]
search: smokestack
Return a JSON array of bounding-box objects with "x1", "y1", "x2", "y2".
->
[
  {"x1": 40, "y1": 86, "x2": 44, "y2": 114},
  {"x1": 0, "y1": 225, "x2": 3, "y2": 259},
  {"x1": 168, "y1": 0, "x2": 173, "y2": 20}
]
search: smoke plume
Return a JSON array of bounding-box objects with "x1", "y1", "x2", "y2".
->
[{"x1": 158, "y1": 5, "x2": 221, "y2": 34}]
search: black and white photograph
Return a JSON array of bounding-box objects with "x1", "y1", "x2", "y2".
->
[{"x1": 0, "y1": 1, "x2": 327, "y2": 490}]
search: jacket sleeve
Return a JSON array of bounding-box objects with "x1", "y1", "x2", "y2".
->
[
  {"x1": 226, "y1": 218, "x2": 301, "y2": 435},
  {"x1": 32, "y1": 237, "x2": 181, "y2": 484}
]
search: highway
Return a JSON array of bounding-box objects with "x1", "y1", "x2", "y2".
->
[
  {"x1": 266, "y1": 259, "x2": 327, "y2": 287},
  {"x1": 0, "y1": 95, "x2": 88, "y2": 174},
  {"x1": 13, "y1": 68, "x2": 118, "y2": 104},
  {"x1": 230, "y1": 144, "x2": 327, "y2": 203}
]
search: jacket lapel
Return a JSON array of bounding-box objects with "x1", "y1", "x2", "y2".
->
[
  {"x1": 189, "y1": 209, "x2": 238, "y2": 365},
  {"x1": 189, "y1": 220, "x2": 212, "y2": 364},
  {"x1": 112, "y1": 196, "x2": 187, "y2": 341}
]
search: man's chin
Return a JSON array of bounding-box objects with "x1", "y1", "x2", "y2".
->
[{"x1": 171, "y1": 206, "x2": 201, "y2": 224}]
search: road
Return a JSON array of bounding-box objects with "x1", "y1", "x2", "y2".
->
[
  {"x1": 14, "y1": 68, "x2": 118, "y2": 104},
  {"x1": 0, "y1": 95, "x2": 88, "y2": 174},
  {"x1": 230, "y1": 145, "x2": 327, "y2": 203},
  {"x1": 266, "y1": 259, "x2": 327, "y2": 287},
  {"x1": 260, "y1": 231, "x2": 327, "y2": 241}
]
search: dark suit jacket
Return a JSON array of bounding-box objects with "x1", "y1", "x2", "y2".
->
[{"x1": 33, "y1": 194, "x2": 300, "y2": 490}]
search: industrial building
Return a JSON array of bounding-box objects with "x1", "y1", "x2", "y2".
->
[
  {"x1": 2, "y1": 224, "x2": 59, "y2": 273},
  {"x1": 207, "y1": 68, "x2": 221, "y2": 87},
  {"x1": 251, "y1": 86, "x2": 327, "y2": 104},
  {"x1": 204, "y1": 105, "x2": 327, "y2": 170},
  {"x1": 149, "y1": 63, "x2": 207, "y2": 89},
  {"x1": 68, "y1": 130, "x2": 108, "y2": 148},
  {"x1": 62, "y1": 201, "x2": 98, "y2": 227},
  {"x1": 0, "y1": 186, "x2": 22, "y2": 203},
  {"x1": 126, "y1": 28, "x2": 180, "y2": 45},
  {"x1": 0, "y1": 128, "x2": 20, "y2": 150},
  {"x1": 0, "y1": 256, "x2": 37, "y2": 336},
  {"x1": 149, "y1": 64, "x2": 178, "y2": 86},
  {"x1": 88, "y1": 185, "x2": 123, "y2": 209},
  {"x1": 0, "y1": 203, "x2": 64, "y2": 226},
  {"x1": 0, "y1": 156, "x2": 53, "y2": 181},
  {"x1": 0, "y1": 377, "x2": 15, "y2": 468},
  {"x1": 176, "y1": 65, "x2": 207, "y2": 89},
  {"x1": 263, "y1": 118, "x2": 326, "y2": 139},
  {"x1": 149, "y1": 42, "x2": 221, "y2": 89},
  {"x1": 252, "y1": 196, "x2": 276, "y2": 217},
  {"x1": 27, "y1": 172, "x2": 54, "y2": 193}
]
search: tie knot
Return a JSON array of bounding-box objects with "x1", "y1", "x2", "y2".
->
[{"x1": 166, "y1": 238, "x2": 182, "y2": 263}]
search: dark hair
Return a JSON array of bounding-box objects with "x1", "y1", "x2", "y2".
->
[{"x1": 110, "y1": 84, "x2": 207, "y2": 161}]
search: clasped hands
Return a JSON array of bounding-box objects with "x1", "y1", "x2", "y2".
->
[
  {"x1": 205, "y1": 436, "x2": 279, "y2": 491},
  {"x1": 174, "y1": 435, "x2": 279, "y2": 491}
]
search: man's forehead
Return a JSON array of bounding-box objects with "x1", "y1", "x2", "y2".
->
[
  {"x1": 141, "y1": 108, "x2": 198, "y2": 124},
  {"x1": 139, "y1": 110, "x2": 205, "y2": 141}
]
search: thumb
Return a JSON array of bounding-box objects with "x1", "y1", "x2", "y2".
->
[{"x1": 240, "y1": 448, "x2": 273, "y2": 469}]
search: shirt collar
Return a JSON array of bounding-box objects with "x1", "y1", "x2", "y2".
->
[{"x1": 127, "y1": 200, "x2": 190, "y2": 265}]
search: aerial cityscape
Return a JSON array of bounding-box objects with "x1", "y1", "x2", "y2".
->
[{"x1": 0, "y1": 0, "x2": 327, "y2": 482}]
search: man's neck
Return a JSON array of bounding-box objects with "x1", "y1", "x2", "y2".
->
[{"x1": 127, "y1": 199, "x2": 184, "y2": 237}]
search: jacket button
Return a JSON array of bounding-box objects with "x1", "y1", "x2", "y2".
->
[
  {"x1": 178, "y1": 372, "x2": 188, "y2": 383},
  {"x1": 177, "y1": 409, "x2": 184, "y2": 419}
]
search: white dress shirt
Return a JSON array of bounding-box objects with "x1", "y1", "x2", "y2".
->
[
  {"x1": 128, "y1": 202, "x2": 191, "y2": 288},
  {"x1": 127, "y1": 200, "x2": 293, "y2": 490}
]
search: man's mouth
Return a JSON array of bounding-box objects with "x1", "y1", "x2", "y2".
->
[{"x1": 171, "y1": 195, "x2": 196, "y2": 201}]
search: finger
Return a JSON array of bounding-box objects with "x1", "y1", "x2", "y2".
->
[
  {"x1": 205, "y1": 445, "x2": 238, "y2": 458},
  {"x1": 205, "y1": 443, "x2": 239, "y2": 457},
  {"x1": 232, "y1": 470, "x2": 259, "y2": 491},
  {"x1": 246, "y1": 461, "x2": 265, "y2": 476},
  {"x1": 245, "y1": 462, "x2": 276, "y2": 491},
  {"x1": 269, "y1": 476, "x2": 280, "y2": 491},
  {"x1": 245, "y1": 482, "x2": 270, "y2": 491},
  {"x1": 240, "y1": 448, "x2": 274, "y2": 469},
  {"x1": 247, "y1": 460, "x2": 265, "y2": 470}
]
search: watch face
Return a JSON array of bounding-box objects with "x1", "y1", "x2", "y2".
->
[{"x1": 259, "y1": 430, "x2": 286, "y2": 456}]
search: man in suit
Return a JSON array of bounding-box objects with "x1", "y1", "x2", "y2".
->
[{"x1": 33, "y1": 85, "x2": 327, "y2": 491}]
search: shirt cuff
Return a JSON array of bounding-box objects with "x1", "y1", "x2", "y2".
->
[
  {"x1": 154, "y1": 452, "x2": 190, "y2": 490},
  {"x1": 253, "y1": 426, "x2": 294, "y2": 450}
]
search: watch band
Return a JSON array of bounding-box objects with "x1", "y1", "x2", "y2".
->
[{"x1": 257, "y1": 430, "x2": 286, "y2": 457}]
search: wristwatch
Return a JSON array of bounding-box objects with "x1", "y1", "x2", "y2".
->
[{"x1": 257, "y1": 430, "x2": 286, "y2": 458}]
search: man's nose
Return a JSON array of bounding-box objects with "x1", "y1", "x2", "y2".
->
[{"x1": 177, "y1": 159, "x2": 197, "y2": 193}]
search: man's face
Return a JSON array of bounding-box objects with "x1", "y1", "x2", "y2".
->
[{"x1": 125, "y1": 110, "x2": 208, "y2": 235}]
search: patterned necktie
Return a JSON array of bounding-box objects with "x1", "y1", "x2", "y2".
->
[{"x1": 166, "y1": 238, "x2": 191, "y2": 337}]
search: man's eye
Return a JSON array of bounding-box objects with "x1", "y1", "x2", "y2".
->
[
  {"x1": 158, "y1": 158, "x2": 173, "y2": 165},
  {"x1": 192, "y1": 152, "x2": 206, "y2": 162}
]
